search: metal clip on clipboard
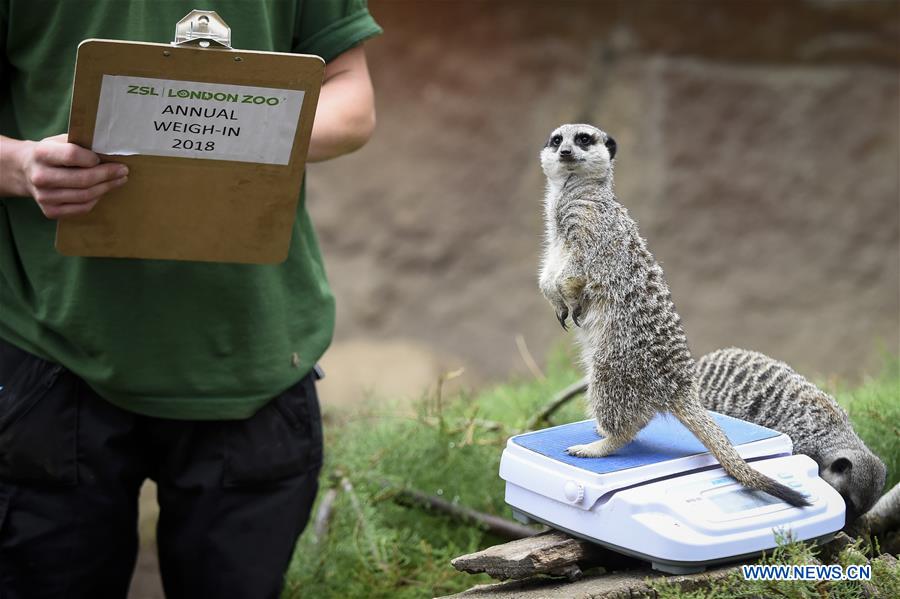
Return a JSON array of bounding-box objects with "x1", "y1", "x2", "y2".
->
[{"x1": 173, "y1": 10, "x2": 232, "y2": 49}]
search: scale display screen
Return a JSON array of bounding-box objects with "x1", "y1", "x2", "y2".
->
[{"x1": 706, "y1": 488, "x2": 781, "y2": 513}]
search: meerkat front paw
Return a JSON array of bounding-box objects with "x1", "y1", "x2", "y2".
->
[
  {"x1": 566, "y1": 439, "x2": 616, "y2": 458},
  {"x1": 558, "y1": 277, "x2": 586, "y2": 327}
]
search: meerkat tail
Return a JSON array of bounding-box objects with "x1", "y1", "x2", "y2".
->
[{"x1": 671, "y1": 398, "x2": 811, "y2": 508}]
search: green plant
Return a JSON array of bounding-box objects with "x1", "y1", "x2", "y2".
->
[
  {"x1": 829, "y1": 355, "x2": 900, "y2": 489},
  {"x1": 652, "y1": 535, "x2": 900, "y2": 599},
  {"x1": 284, "y1": 351, "x2": 899, "y2": 598}
]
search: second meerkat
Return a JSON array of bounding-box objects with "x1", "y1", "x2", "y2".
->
[{"x1": 538, "y1": 123, "x2": 809, "y2": 508}]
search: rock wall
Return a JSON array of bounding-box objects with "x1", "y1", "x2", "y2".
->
[{"x1": 306, "y1": 0, "x2": 900, "y2": 404}]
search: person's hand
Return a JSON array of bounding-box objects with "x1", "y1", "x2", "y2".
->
[{"x1": 17, "y1": 134, "x2": 128, "y2": 219}]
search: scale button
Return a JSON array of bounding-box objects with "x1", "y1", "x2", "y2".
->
[
  {"x1": 777, "y1": 472, "x2": 793, "y2": 479},
  {"x1": 563, "y1": 481, "x2": 585, "y2": 504},
  {"x1": 788, "y1": 481, "x2": 803, "y2": 488}
]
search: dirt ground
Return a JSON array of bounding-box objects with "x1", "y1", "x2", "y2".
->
[{"x1": 306, "y1": 0, "x2": 898, "y2": 410}]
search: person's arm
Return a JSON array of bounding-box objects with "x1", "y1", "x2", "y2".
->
[
  {"x1": 0, "y1": 134, "x2": 128, "y2": 219},
  {"x1": 306, "y1": 44, "x2": 375, "y2": 163}
]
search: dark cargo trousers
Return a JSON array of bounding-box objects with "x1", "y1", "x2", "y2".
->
[{"x1": 0, "y1": 338, "x2": 323, "y2": 599}]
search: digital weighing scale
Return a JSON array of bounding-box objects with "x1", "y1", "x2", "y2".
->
[{"x1": 500, "y1": 412, "x2": 845, "y2": 573}]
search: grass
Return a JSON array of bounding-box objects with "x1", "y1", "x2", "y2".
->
[
  {"x1": 283, "y1": 351, "x2": 899, "y2": 598},
  {"x1": 828, "y1": 355, "x2": 900, "y2": 489},
  {"x1": 652, "y1": 534, "x2": 900, "y2": 599}
]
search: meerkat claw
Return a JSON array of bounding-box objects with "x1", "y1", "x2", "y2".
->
[
  {"x1": 567, "y1": 440, "x2": 616, "y2": 458},
  {"x1": 572, "y1": 305, "x2": 582, "y2": 327},
  {"x1": 556, "y1": 310, "x2": 568, "y2": 330},
  {"x1": 566, "y1": 444, "x2": 593, "y2": 457}
]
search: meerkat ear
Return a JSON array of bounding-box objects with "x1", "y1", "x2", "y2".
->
[{"x1": 605, "y1": 136, "x2": 617, "y2": 159}]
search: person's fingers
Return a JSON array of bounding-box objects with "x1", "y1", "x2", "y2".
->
[
  {"x1": 34, "y1": 175, "x2": 128, "y2": 207},
  {"x1": 33, "y1": 137, "x2": 101, "y2": 168},
  {"x1": 41, "y1": 197, "x2": 101, "y2": 220},
  {"x1": 30, "y1": 162, "x2": 129, "y2": 189}
]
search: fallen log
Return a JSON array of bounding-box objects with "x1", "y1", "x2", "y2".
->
[
  {"x1": 387, "y1": 483, "x2": 539, "y2": 541},
  {"x1": 441, "y1": 531, "x2": 881, "y2": 598},
  {"x1": 450, "y1": 530, "x2": 638, "y2": 582},
  {"x1": 847, "y1": 481, "x2": 900, "y2": 538},
  {"x1": 440, "y1": 563, "x2": 737, "y2": 599}
]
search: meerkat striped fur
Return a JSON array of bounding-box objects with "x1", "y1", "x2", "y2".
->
[
  {"x1": 538, "y1": 123, "x2": 808, "y2": 508},
  {"x1": 697, "y1": 347, "x2": 886, "y2": 520}
]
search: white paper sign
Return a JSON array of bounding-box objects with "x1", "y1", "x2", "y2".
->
[{"x1": 91, "y1": 75, "x2": 305, "y2": 165}]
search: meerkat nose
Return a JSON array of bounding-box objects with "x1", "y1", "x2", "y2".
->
[{"x1": 560, "y1": 148, "x2": 572, "y2": 156}]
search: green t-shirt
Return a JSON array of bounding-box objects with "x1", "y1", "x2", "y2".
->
[{"x1": 0, "y1": 0, "x2": 381, "y2": 419}]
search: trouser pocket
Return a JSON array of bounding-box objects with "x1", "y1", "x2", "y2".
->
[
  {"x1": 223, "y1": 373, "x2": 323, "y2": 486},
  {"x1": 0, "y1": 339, "x2": 77, "y2": 486}
]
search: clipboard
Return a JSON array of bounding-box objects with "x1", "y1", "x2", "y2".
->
[{"x1": 58, "y1": 10, "x2": 325, "y2": 264}]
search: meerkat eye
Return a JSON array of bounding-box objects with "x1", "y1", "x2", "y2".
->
[
  {"x1": 550, "y1": 135, "x2": 562, "y2": 147},
  {"x1": 576, "y1": 133, "x2": 594, "y2": 145}
]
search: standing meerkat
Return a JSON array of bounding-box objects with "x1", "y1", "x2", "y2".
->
[
  {"x1": 538, "y1": 123, "x2": 809, "y2": 508},
  {"x1": 696, "y1": 348, "x2": 886, "y2": 521}
]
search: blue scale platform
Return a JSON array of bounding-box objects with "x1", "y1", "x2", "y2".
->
[{"x1": 510, "y1": 412, "x2": 782, "y2": 475}]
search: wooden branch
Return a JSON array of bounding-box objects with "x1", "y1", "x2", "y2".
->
[
  {"x1": 852, "y1": 481, "x2": 900, "y2": 537},
  {"x1": 387, "y1": 483, "x2": 538, "y2": 540},
  {"x1": 312, "y1": 486, "x2": 340, "y2": 545},
  {"x1": 340, "y1": 476, "x2": 389, "y2": 573},
  {"x1": 524, "y1": 378, "x2": 588, "y2": 431},
  {"x1": 515, "y1": 334, "x2": 545, "y2": 381},
  {"x1": 421, "y1": 415, "x2": 506, "y2": 433},
  {"x1": 451, "y1": 530, "x2": 638, "y2": 581}
]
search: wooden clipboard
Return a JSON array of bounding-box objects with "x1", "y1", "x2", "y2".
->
[{"x1": 58, "y1": 11, "x2": 324, "y2": 264}]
